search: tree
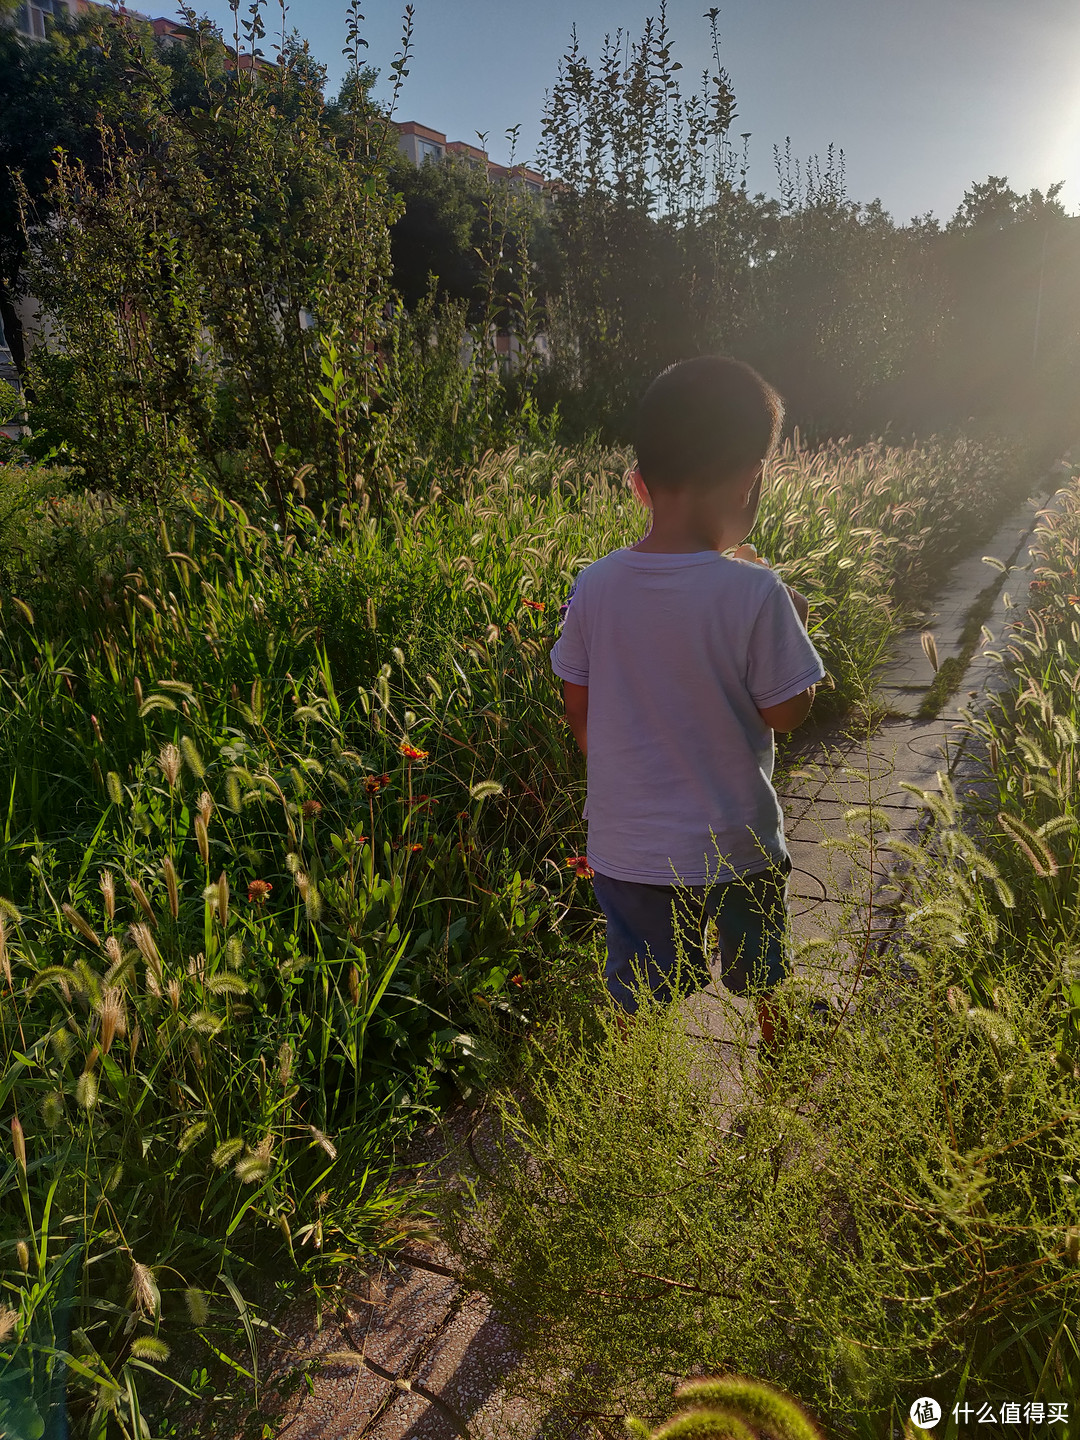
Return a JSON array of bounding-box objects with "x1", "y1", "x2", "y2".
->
[
  {"x1": 19, "y1": 1, "x2": 407, "y2": 518},
  {"x1": 0, "y1": 7, "x2": 178, "y2": 369},
  {"x1": 947, "y1": 175, "x2": 1066, "y2": 233}
]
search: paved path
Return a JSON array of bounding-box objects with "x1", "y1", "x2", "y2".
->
[{"x1": 256, "y1": 481, "x2": 1066, "y2": 1440}]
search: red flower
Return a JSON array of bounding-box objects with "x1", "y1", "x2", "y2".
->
[
  {"x1": 364, "y1": 773, "x2": 391, "y2": 795},
  {"x1": 522, "y1": 599, "x2": 546, "y2": 612},
  {"x1": 247, "y1": 879, "x2": 272, "y2": 905},
  {"x1": 409, "y1": 843, "x2": 423, "y2": 853},
  {"x1": 399, "y1": 742, "x2": 429, "y2": 762},
  {"x1": 509, "y1": 974, "x2": 524, "y2": 988},
  {"x1": 566, "y1": 855, "x2": 595, "y2": 879}
]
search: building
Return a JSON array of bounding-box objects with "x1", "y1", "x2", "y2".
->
[
  {"x1": 7, "y1": 0, "x2": 278, "y2": 74},
  {"x1": 10, "y1": 0, "x2": 97, "y2": 41},
  {"x1": 393, "y1": 121, "x2": 547, "y2": 198}
]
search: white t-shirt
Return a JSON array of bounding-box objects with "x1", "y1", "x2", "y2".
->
[{"x1": 549, "y1": 548, "x2": 826, "y2": 886}]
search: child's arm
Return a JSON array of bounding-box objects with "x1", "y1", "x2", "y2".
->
[
  {"x1": 758, "y1": 686, "x2": 815, "y2": 733},
  {"x1": 563, "y1": 680, "x2": 588, "y2": 758}
]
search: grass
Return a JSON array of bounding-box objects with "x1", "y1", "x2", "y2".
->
[{"x1": 0, "y1": 431, "x2": 1047, "y2": 1436}]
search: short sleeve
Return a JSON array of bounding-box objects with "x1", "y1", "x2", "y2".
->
[
  {"x1": 745, "y1": 577, "x2": 826, "y2": 707},
  {"x1": 550, "y1": 576, "x2": 589, "y2": 685}
]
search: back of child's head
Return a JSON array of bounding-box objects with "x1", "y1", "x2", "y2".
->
[{"x1": 634, "y1": 355, "x2": 784, "y2": 491}]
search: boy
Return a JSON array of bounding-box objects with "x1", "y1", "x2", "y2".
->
[{"x1": 549, "y1": 356, "x2": 825, "y2": 1051}]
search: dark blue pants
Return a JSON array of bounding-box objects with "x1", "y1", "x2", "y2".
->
[{"x1": 591, "y1": 857, "x2": 792, "y2": 1014}]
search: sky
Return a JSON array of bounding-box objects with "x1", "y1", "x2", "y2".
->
[{"x1": 171, "y1": 0, "x2": 1080, "y2": 224}]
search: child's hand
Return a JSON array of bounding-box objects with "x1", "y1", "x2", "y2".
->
[{"x1": 732, "y1": 543, "x2": 770, "y2": 566}]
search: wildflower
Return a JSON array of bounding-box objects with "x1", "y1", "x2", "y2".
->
[
  {"x1": 247, "y1": 879, "x2": 272, "y2": 905},
  {"x1": 522, "y1": 599, "x2": 546, "y2": 612},
  {"x1": 399, "y1": 742, "x2": 429, "y2": 761},
  {"x1": 410, "y1": 843, "x2": 423, "y2": 853},
  {"x1": 301, "y1": 799, "x2": 323, "y2": 818},
  {"x1": 566, "y1": 855, "x2": 595, "y2": 879},
  {"x1": 364, "y1": 773, "x2": 390, "y2": 795},
  {"x1": 509, "y1": 974, "x2": 525, "y2": 988}
]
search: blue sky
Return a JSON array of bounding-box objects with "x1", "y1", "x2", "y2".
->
[{"x1": 175, "y1": 0, "x2": 1080, "y2": 224}]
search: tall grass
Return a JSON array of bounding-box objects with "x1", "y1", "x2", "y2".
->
[{"x1": 0, "y1": 431, "x2": 1040, "y2": 1434}]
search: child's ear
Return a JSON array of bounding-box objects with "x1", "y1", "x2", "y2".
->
[{"x1": 630, "y1": 468, "x2": 652, "y2": 508}]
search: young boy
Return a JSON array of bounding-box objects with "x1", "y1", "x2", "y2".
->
[{"x1": 549, "y1": 356, "x2": 825, "y2": 1050}]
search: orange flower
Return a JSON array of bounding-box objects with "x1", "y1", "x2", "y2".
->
[
  {"x1": 247, "y1": 879, "x2": 272, "y2": 905},
  {"x1": 399, "y1": 742, "x2": 429, "y2": 762},
  {"x1": 364, "y1": 773, "x2": 390, "y2": 795},
  {"x1": 566, "y1": 855, "x2": 594, "y2": 879},
  {"x1": 409, "y1": 843, "x2": 423, "y2": 853},
  {"x1": 522, "y1": 599, "x2": 546, "y2": 612}
]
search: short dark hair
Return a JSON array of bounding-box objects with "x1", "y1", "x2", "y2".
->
[{"x1": 633, "y1": 356, "x2": 784, "y2": 491}]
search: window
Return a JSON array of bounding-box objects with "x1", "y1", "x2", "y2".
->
[
  {"x1": 14, "y1": 0, "x2": 70, "y2": 39},
  {"x1": 417, "y1": 139, "x2": 444, "y2": 164}
]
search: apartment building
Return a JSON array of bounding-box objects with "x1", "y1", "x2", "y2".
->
[
  {"x1": 393, "y1": 121, "x2": 546, "y2": 197},
  {"x1": 8, "y1": 0, "x2": 278, "y2": 74},
  {"x1": 11, "y1": 0, "x2": 91, "y2": 41}
]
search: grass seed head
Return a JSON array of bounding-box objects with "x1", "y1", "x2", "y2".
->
[
  {"x1": 129, "y1": 922, "x2": 162, "y2": 974},
  {"x1": 0, "y1": 1307, "x2": 17, "y2": 1343},
  {"x1": 11, "y1": 1116, "x2": 26, "y2": 1173},
  {"x1": 62, "y1": 904, "x2": 100, "y2": 949},
  {"x1": 158, "y1": 742, "x2": 182, "y2": 789},
  {"x1": 180, "y1": 735, "x2": 205, "y2": 780},
  {"x1": 98, "y1": 987, "x2": 126, "y2": 1054},
  {"x1": 162, "y1": 856, "x2": 179, "y2": 919},
  {"x1": 41, "y1": 1091, "x2": 64, "y2": 1130},
  {"x1": 194, "y1": 815, "x2": 209, "y2": 867},
  {"x1": 0, "y1": 914, "x2": 9, "y2": 986},
  {"x1": 130, "y1": 1260, "x2": 159, "y2": 1319},
  {"x1": 185, "y1": 1287, "x2": 210, "y2": 1326},
  {"x1": 309, "y1": 1126, "x2": 337, "y2": 1161},
  {"x1": 128, "y1": 877, "x2": 156, "y2": 926},
  {"x1": 15, "y1": 1241, "x2": 28, "y2": 1273},
  {"x1": 99, "y1": 870, "x2": 116, "y2": 922}
]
